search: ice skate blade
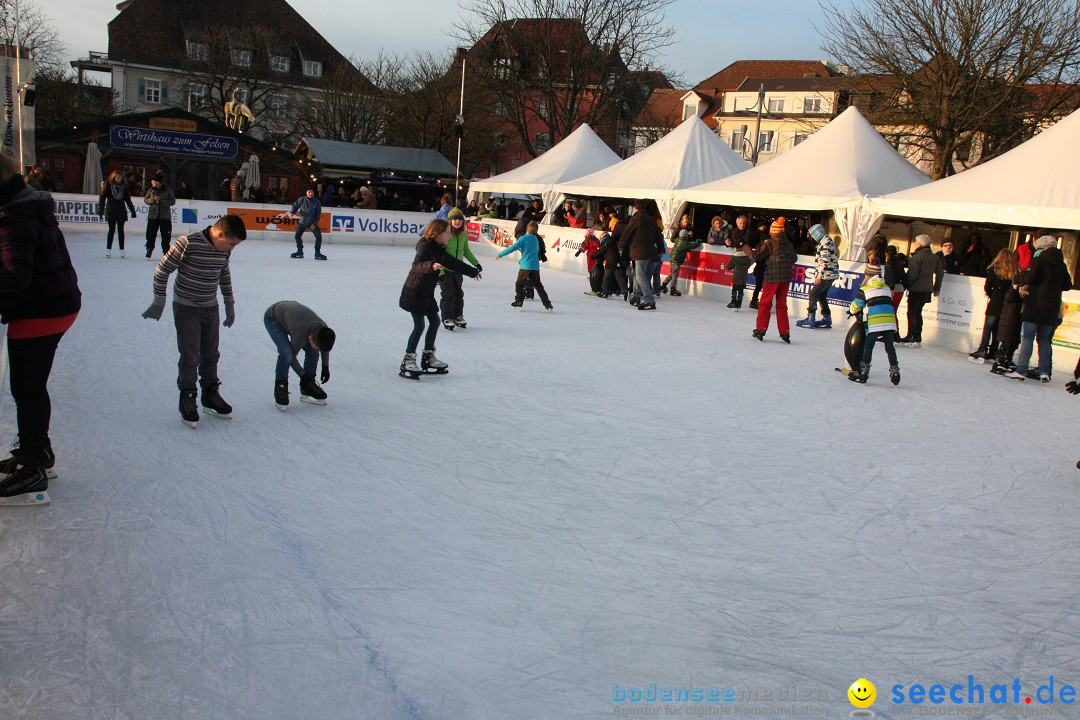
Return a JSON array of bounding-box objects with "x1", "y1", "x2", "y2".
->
[
  {"x1": 275, "y1": 403, "x2": 288, "y2": 412},
  {"x1": 300, "y1": 395, "x2": 327, "y2": 405},
  {"x1": 968, "y1": 356, "x2": 986, "y2": 364},
  {"x1": 422, "y1": 368, "x2": 448, "y2": 375},
  {"x1": 203, "y1": 408, "x2": 232, "y2": 419},
  {"x1": 399, "y1": 370, "x2": 421, "y2": 380},
  {"x1": 0, "y1": 490, "x2": 51, "y2": 506},
  {"x1": 181, "y1": 418, "x2": 198, "y2": 428}
]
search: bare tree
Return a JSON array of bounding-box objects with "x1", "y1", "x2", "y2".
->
[
  {"x1": 454, "y1": 0, "x2": 677, "y2": 158},
  {"x1": 820, "y1": 0, "x2": 1080, "y2": 179},
  {"x1": 34, "y1": 66, "x2": 118, "y2": 128},
  {"x1": 292, "y1": 53, "x2": 384, "y2": 144},
  {"x1": 0, "y1": 0, "x2": 64, "y2": 69},
  {"x1": 171, "y1": 25, "x2": 303, "y2": 137}
]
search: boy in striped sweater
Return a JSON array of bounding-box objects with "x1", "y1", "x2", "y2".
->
[
  {"x1": 142, "y1": 215, "x2": 247, "y2": 426},
  {"x1": 848, "y1": 256, "x2": 901, "y2": 385}
]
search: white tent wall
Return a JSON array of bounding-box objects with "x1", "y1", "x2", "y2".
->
[{"x1": 834, "y1": 198, "x2": 885, "y2": 262}]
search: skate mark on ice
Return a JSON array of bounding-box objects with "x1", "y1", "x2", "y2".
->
[{"x1": 261, "y1": 507, "x2": 430, "y2": 720}]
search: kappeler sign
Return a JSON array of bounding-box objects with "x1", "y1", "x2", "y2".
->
[{"x1": 109, "y1": 125, "x2": 239, "y2": 159}]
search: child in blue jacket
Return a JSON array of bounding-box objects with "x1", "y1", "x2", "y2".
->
[{"x1": 496, "y1": 221, "x2": 553, "y2": 310}]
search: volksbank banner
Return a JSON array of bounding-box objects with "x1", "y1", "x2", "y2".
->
[{"x1": 109, "y1": 126, "x2": 239, "y2": 159}]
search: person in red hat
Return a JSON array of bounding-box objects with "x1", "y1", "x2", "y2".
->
[{"x1": 752, "y1": 217, "x2": 798, "y2": 343}]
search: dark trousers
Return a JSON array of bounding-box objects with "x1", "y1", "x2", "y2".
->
[
  {"x1": 515, "y1": 269, "x2": 550, "y2": 306},
  {"x1": 731, "y1": 284, "x2": 745, "y2": 305},
  {"x1": 106, "y1": 217, "x2": 126, "y2": 249},
  {"x1": 602, "y1": 262, "x2": 628, "y2": 297},
  {"x1": 906, "y1": 291, "x2": 932, "y2": 341},
  {"x1": 439, "y1": 272, "x2": 465, "y2": 319},
  {"x1": 295, "y1": 223, "x2": 322, "y2": 252},
  {"x1": 407, "y1": 309, "x2": 440, "y2": 354},
  {"x1": 173, "y1": 303, "x2": 220, "y2": 391},
  {"x1": 978, "y1": 314, "x2": 1000, "y2": 352},
  {"x1": 807, "y1": 278, "x2": 835, "y2": 316},
  {"x1": 146, "y1": 218, "x2": 172, "y2": 254},
  {"x1": 7, "y1": 332, "x2": 65, "y2": 455},
  {"x1": 862, "y1": 330, "x2": 899, "y2": 366}
]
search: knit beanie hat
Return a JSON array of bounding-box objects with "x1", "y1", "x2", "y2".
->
[
  {"x1": 678, "y1": 229, "x2": 689, "y2": 238},
  {"x1": 1034, "y1": 235, "x2": 1057, "y2": 250},
  {"x1": 770, "y1": 217, "x2": 786, "y2": 235},
  {"x1": 865, "y1": 261, "x2": 882, "y2": 276},
  {"x1": 448, "y1": 207, "x2": 465, "y2": 221}
]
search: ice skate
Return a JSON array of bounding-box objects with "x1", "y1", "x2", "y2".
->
[
  {"x1": 0, "y1": 446, "x2": 57, "y2": 480},
  {"x1": 421, "y1": 348, "x2": 449, "y2": 375},
  {"x1": 510, "y1": 300, "x2": 523, "y2": 308},
  {"x1": 274, "y1": 380, "x2": 289, "y2": 411},
  {"x1": 849, "y1": 362, "x2": 870, "y2": 384},
  {"x1": 314, "y1": 252, "x2": 327, "y2": 261},
  {"x1": 669, "y1": 289, "x2": 682, "y2": 297},
  {"x1": 290, "y1": 250, "x2": 304, "y2": 259},
  {"x1": 179, "y1": 389, "x2": 199, "y2": 428},
  {"x1": 968, "y1": 347, "x2": 988, "y2": 363},
  {"x1": 544, "y1": 304, "x2": 554, "y2": 313},
  {"x1": 795, "y1": 311, "x2": 816, "y2": 329},
  {"x1": 453, "y1": 316, "x2": 467, "y2": 329},
  {"x1": 442, "y1": 317, "x2": 456, "y2": 331},
  {"x1": 889, "y1": 365, "x2": 901, "y2": 385},
  {"x1": 399, "y1": 353, "x2": 421, "y2": 379},
  {"x1": 813, "y1": 316, "x2": 833, "y2": 329},
  {"x1": 780, "y1": 334, "x2": 791, "y2": 344},
  {"x1": 637, "y1": 301, "x2": 656, "y2": 311},
  {"x1": 201, "y1": 382, "x2": 233, "y2": 419},
  {"x1": 0, "y1": 464, "x2": 50, "y2": 506},
  {"x1": 752, "y1": 329, "x2": 765, "y2": 341},
  {"x1": 299, "y1": 375, "x2": 328, "y2": 405}
]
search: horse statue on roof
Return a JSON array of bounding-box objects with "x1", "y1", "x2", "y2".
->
[{"x1": 224, "y1": 87, "x2": 255, "y2": 133}]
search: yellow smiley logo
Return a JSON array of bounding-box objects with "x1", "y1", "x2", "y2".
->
[{"x1": 848, "y1": 678, "x2": 876, "y2": 709}]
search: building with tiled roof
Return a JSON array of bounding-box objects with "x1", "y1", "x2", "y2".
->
[{"x1": 73, "y1": 0, "x2": 364, "y2": 141}]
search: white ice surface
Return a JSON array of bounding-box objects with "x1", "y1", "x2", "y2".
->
[{"x1": 1, "y1": 231, "x2": 1077, "y2": 720}]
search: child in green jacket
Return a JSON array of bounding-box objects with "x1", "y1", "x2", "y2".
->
[{"x1": 438, "y1": 207, "x2": 483, "y2": 329}]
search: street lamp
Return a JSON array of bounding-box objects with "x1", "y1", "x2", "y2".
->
[
  {"x1": 454, "y1": 49, "x2": 466, "y2": 206},
  {"x1": 732, "y1": 83, "x2": 767, "y2": 166}
]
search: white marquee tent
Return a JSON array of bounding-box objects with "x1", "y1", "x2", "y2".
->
[
  {"x1": 866, "y1": 107, "x2": 1080, "y2": 232},
  {"x1": 677, "y1": 107, "x2": 930, "y2": 260},
  {"x1": 467, "y1": 124, "x2": 622, "y2": 223},
  {"x1": 552, "y1": 115, "x2": 751, "y2": 229}
]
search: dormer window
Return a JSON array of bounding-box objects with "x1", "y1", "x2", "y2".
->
[
  {"x1": 271, "y1": 55, "x2": 290, "y2": 72},
  {"x1": 303, "y1": 60, "x2": 323, "y2": 77},
  {"x1": 187, "y1": 41, "x2": 208, "y2": 61},
  {"x1": 767, "y1": 98, "x2": 785, "y2": 113},
  {"x1": 232, "y1": 49, "x2": 252, "y2": 67},
  {"x1": 803, "y1": 98, "x2": 823, "y2": 113}
]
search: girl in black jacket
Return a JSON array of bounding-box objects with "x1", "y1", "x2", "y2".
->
[
  {"x1": 399, "y1": 219, "x2": 480, "y2": 377},
  {"x1": 97, "y1": 171, "x2": 137, "y2": 257},
  {"x1": 971, "y1": 249, "x2": 1018, "y2": 361}
]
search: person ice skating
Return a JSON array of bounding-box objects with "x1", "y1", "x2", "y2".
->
[
  {"x1": 289, "y1": 188, "x2": 325, "y2": 260},
  {"x1": 748, "y1": 218, "x2": 770, "y2": 309},
  {"x1": 752, "y1": 217, "x2": 798, "y2": 343},
  {"x1": 144, "y1": 171, "x2": 175, "y2": 259},
  {"x1": 263, "y1": 301, "x2": 336, "y2": 410},
  {"x1": 847, "y1": 257, "x2": 900, "y2": 385},
  {"x1": 438, "y1": 207, "x2": 482, "y2": 330},
  {"x1": 496, "y1": 220, "x2": 553, "y2": 311},
  {"x1": 97, "y1": 170, "x2": 137, "y2": 257},
  {"x1": 576, "y1": 225, "x2": 604, "y2": 295},
  {"x1": 141, "y1": 215, "x2": 246, "y2": 427},
  {"x1": 399, "y1": 219, "x2": 480, "y2": 378},
  {"x1": 899, "y1": 234, "x2": 943, "y2": 347},
  {"x1": 727, "y1": 240, "x2": 753, "y2": 309},
  {"x1": 433, "y1": 193, "x2": 453, "y2": 221},
  {"x1": 0, "y1": 153, "x2": 82, "y2": 505},
  {"x1": 970, "y1": 249, "x2": 1018, "y2": 363},
  {"x1": 796, "y1": 224, "x2": 839, "y2": 329},
  {"x1": 661, "y1": 214, "x2": 701, "y2": 297}
]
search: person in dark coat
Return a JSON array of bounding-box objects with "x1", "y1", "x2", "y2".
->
[
  {"x1": 144, "y1": 171, "x2": 176, "y2": 259},
  {"x1": 625, "y1": 202, "x2": 662, "y2": 310},
  {"x1": 601, "y1": 216, "x2": 629, "y2": 299},
  {"x1": 958, "y1": 232, "x2": 992, "y2": 277},
  {"x1": 748, "y1": 218, "x2": 770, "y2": 309},
  {"x1": 970, "y1": 249, "x2": 1018, "y2": 362},
  {"x1": 0, "y1": 154, "x2": 82, "y2": 504},
  {"x1": 97, "y1": 170, "x2": 137, "y2": 257},
  {"x1": 398, "y1": 219, "x2": 480, "y2": 376},
  {"x1": 1003, "y1": 235, "x2": 1073, "y2": 381},
  {"x1": 937, "y1": 239, "x2": 961, "y2": 274}
]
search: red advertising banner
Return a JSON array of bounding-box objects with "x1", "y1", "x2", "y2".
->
[
  {"x1": 664, "y1": 251, "x2": 734, "y2": 287},
  {"x1": 227, "y1": 207, "x2": 331, "y2": 233}
]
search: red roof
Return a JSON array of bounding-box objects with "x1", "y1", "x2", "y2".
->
[{"x1": 694, "y1": 61, "x2": 839, "y2": 97}]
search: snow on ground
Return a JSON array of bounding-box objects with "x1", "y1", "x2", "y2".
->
[{"x1": 1, "y1": 230, "x2": 1077, "y2": 720}]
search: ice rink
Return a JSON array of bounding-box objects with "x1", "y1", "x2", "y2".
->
[{"x1": 1, "y1": 229, "x2": 1077, "y2": 720}]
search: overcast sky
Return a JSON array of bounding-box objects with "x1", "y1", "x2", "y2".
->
[{"x1": 46, "y1": 0, "x2": 853, "y2": 87}]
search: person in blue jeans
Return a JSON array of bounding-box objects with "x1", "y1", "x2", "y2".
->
[
  {"x1": 1004, "y1": 235, "x2": 1072, "y2": 382},
  {"x1": 288, "y1": 188, "x2": 326, "y2": 260},
  {"x1": 264, "y1": 301, "x2": 336, "y2": 409}
]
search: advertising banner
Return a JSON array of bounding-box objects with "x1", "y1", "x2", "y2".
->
[
  {"x1": 226, "y1": 206, "x2": 331, "y2": 234},
  {"x1": 0, "y1": 55, "x2": 35, "y2": 166},
  {"x1": 109, "y1": 125, "x2": 239, "y2": 159}
]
